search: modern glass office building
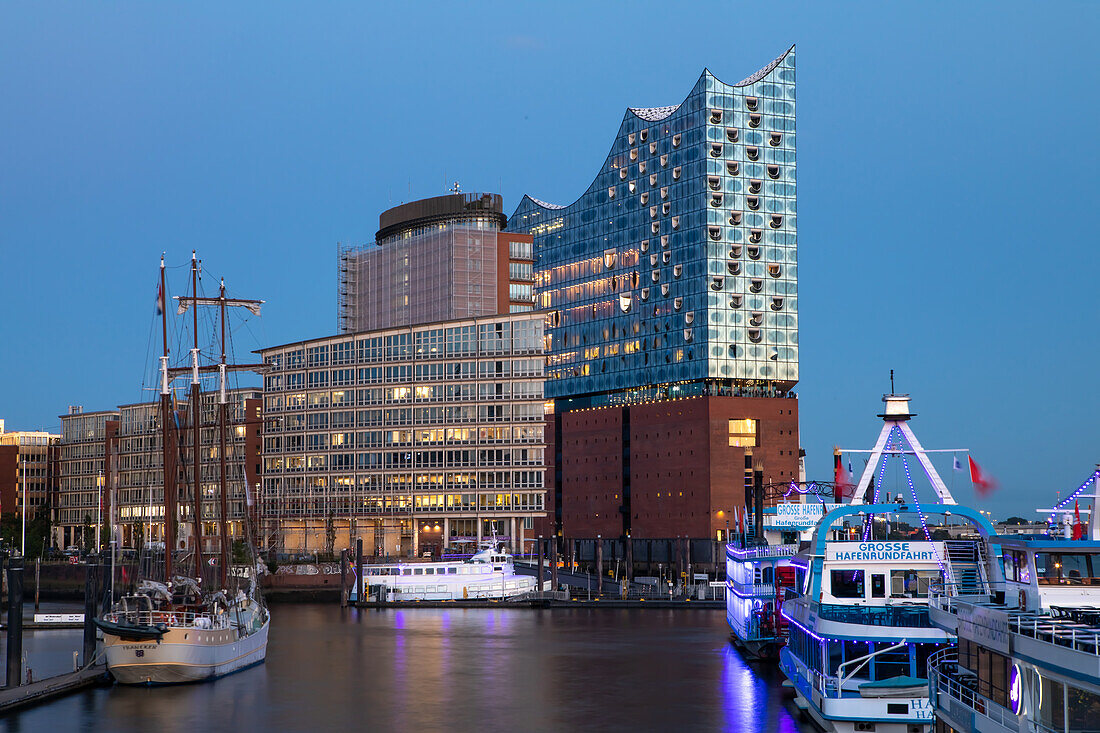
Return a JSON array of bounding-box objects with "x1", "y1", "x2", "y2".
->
[
  {"x1": 508, "y1": 46, "x2": 797, "y2": 407},
  {"x1": 258, "y1": 312, "x2": 547, "y2": 557},
  {"x1": 507, "y1": 48, "x2": 800, "y2": 541}
]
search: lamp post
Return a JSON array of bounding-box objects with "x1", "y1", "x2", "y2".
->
[
  {"x1": 96, "y1": 471, "x2": 104, "y2": 553},
  {"x1": 20, "y1": 456, "x2": 27, "y2": 557}
]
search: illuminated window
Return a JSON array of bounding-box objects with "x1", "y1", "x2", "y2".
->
[{"x1": 728, "y1": 419, "x2": 758, "y2": 447}]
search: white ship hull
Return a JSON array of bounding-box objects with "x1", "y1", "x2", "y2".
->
[{"x1": 104, "y1": 617, "x2": 269, "y2": 685}]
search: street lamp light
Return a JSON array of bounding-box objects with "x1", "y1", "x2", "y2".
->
[{"x1": 96, "y1": 471, "x2": 104, "y2": 552}]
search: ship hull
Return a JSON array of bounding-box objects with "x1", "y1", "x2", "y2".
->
[{"x1": 105, "y1": 618, "x2": 269, "y2": 685}]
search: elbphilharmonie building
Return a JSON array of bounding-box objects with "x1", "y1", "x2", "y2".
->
[{"x1": 507, "y1": 47, "x2": 800, "y2": 541}]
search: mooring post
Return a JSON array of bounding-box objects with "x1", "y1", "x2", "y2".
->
[
  {"x1": 355, "y1": 539, "x2": 363, "y2": 605},
  {"x1": 6, "y1": 556, "x2": 24, "y2": 687},
  {"x1": 625, "y1": 536, "x2": 633, "y2": 586},
  {"x1": 536, "y1": 537, "x2": 544, "y2": 593},
  {"x1": 550, "y1": 535, "x2": 558, "y2": 592},
  {"x1": 340, "y1": 549, "x2": 349, "y2": 608},
  {"x1": 596, "y1": 535, "x2": 603, "y2": 597},
  {"x1": 34, "y1": 557, "x2": 41, "y2": 611},
  {"x1": 82, "y1": 562, "x2": 96, "y2": 668}
]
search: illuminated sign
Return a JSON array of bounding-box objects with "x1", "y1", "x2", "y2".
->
[
  {"x1": 826, "y1": 542, "x2": 940, "y2": 563},
  {"x1": 771, "y1": 503, "x2": 842, "y2": 528},
  {"x1": 1009, "y1": 663, "x2": 1022, "y2": 715}
]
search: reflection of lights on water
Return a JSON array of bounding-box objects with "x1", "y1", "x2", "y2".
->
[{"x1": 720, "y1": 644, "x2": 799, "y2": 733}]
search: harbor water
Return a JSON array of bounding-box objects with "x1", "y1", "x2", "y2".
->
[{"x1": 0, "y1": 605, "x2": 801, "y2": 732}]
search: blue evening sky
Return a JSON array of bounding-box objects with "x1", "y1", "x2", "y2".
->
[{"x1": 1, "y1": 2, "x2": 1096, "y2": 519}]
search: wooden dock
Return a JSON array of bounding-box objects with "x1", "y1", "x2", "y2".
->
[{"x1": 0, "y1": 665, "x2": 108, "y2": 714}]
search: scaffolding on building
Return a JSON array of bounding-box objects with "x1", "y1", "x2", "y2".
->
[{"x1": 337, "y1": 242, "x2": 365, "y2": 334}]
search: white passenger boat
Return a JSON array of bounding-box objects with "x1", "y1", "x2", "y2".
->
[
  {"x1": 779, "y1": 393, "x2": 997, "y2": 733},
  {"x1": 927, "y1": 467, "x2": 1100, "y2": 733},
  {"x1": 351, "y1": 545, "x2": 539, "y2": 602}
]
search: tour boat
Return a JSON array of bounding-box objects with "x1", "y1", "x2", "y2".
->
[
  {"x1": 97, "y1": 252, "x2": 269, "y2": 684},
  {"x1": 778, "y1": 393, "x2": 998, "y2": 732},
  {"x1": 927, "y1": 467, "x2": 1100, "y2": 733},
  {"x1": 350, "y1": 544, "x2": 539, "y2": 602}
]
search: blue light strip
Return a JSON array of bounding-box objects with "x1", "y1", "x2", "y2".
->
[
  {"x1": 900, "y1": 447, "x2": 949, "y2": 582},
  {"x1": 864, "y1": 427, "x2": 896, "y2": 541},
  {"x1": 1047, "y1": 469, "x2": 1100, "y2": 525}
]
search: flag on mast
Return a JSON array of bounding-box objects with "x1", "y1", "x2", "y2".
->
[
  {"x1": 969, "y1": 457, "x2": 998, "y2": 497},
  {"x1": 953, "y1": 455, "x2": 963, "y2": 472},
  {"x1": 156, "y1": 280, "x2": 165, "y2": 316},
  {"x1": 1073, "y1": 501, "x2": 1085, "y2": 541}
]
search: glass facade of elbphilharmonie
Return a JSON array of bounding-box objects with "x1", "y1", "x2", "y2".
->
[{"x1": 507, "y1": 46, "x2": 797, "y2": 406}]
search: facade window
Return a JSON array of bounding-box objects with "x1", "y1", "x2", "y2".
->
[{"x1": 728, "y1": 419, "x2": 758, "y2": 447}]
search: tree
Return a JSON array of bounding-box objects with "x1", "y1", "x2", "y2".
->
[{"x1": 1003, "y1": 516, "x2": 1028, "y2": 525}]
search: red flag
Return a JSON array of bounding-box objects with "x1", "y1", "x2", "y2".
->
[
  {"x1": 834, "y1": 461, "x2": 854, "y2": 500},
  {"x1": 969, "y1": 457, "x2": 998, "y2": 497},
  {"x1": 1073, "y1": 501, "x2": 1085, "y2": 541}
]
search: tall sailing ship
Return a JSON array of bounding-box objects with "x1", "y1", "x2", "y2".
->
[{"x1": 96, "y1": 252, "x2": 270, "y2": 684}]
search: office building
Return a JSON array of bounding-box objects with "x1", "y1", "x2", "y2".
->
[
  {"x1": 57, "y1": 391, "x2": 262, "y2": 552},
  {"x1": 258, "y1": 312, "x2": 547, "y2": 557},
  {"x1": 506, "y1": 47, "x2": 800, "y2": 541},
  {"x1": 0, "y1": 423, "x2": 60, "y2": 545},
  {"x1": 338, "y1": 192, "x2": 535, "y2": 333}
]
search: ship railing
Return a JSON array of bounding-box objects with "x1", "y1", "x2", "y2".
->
[
  {"x1": 816, "y1": 602, "x2": 934, "y2": 628},
  {"x1": 104, "y1": 609, "x2": 232, "y2": 630},
  {"x1": 1009, "y1": 613, "x2": 1100, "y2": 656},
  {"x1": 726, "y1": 543, "x2": 798, "y2": 561},
  {"x1": 927, "y1": 648, "x2": 1019, "y2": 730}
]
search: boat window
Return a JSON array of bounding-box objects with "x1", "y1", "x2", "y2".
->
[
  {"x1": 1002, "y1": 549, "x2": 1031, "y2": 583},
  {"x1": 402, "y1": 569, "x2": 412, "y2": 576},
  {"x1": 1067, "y1": 685, "x2": 1100, "y2": 732},
  {"x1": 414, "y1": 568, "x2": 424, "y2": 576},
  {"x1": 448, "y1": 568, "x2": 457, "y2": 574},
  {"x1": 425, "y1": 568, "x2": 434, "y2": 575},
  {"x1": 1037, "y1": 674, "x2": 1066, "y2": 731},
  {"x1": 873, "y1": 642, "x2": 912, "y2": 681},
  {"x1": 830, "y1": 569, "x2": 864, "y2": 598},
  {"x1": 889, "y1": 570, "x2": 940, "y2": 597},
  {"x1": 871, "y1": 573, "x2": 885, "y2": 598},
  {"x1": 1036, "y1": 552, "x2": 1098, "y2": 585}
]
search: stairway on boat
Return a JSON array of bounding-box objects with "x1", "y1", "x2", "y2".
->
[{"x1": 944, "y1": 540, "x2": 987, "y2": 596}]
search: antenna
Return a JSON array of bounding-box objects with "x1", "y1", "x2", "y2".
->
[{"x1": 890, "y1": 369, "x2": 895, "y2": 394}]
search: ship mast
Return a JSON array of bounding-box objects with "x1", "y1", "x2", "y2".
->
[
  {"x1": 159, "y1": 255, "x2": 176, "y2": 579},
  {"x1": 218, "y1": 278, "x2": 229, "y2": 587},
  {"x1": 171, "y1": 254, "x2": 265, "y2": 588},
  {"x1": 190, "y1": 251, "x2": 204, "y2": 580}
]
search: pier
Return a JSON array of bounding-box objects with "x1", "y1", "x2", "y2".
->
[{"x1": 0, "y1": 665, "x2": 108, "y2": 714}]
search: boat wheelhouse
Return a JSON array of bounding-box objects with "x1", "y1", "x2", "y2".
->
[{"x1": 927, "y1": 468, "x2": 1100, "y2": 733}]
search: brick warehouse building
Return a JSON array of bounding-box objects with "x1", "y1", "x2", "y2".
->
[{"x1": 507, "y1": 48, "x2": 801, "y2": 542}]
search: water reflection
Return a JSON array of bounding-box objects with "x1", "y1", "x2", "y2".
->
[{"x1": 0, "y1": 606, "x2": 801, "y2": 732}]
